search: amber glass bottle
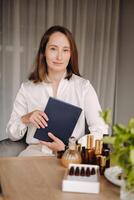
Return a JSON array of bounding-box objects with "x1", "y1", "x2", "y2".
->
[
  {"x1": 99, "y1": 155, "x2": 106, "y2": 175},
  {"x1": 87, "y1": 134, "x2": 95, "y2": 164},
  {"x1": 93, "y1": 139, "x2": 103, "y2": 165},
  {"x1": 61, "y1": 137, "x2": 82, "y2": 168},
  {"x1": 102, "y1": 134, "x2": 110, "y2": 168}
]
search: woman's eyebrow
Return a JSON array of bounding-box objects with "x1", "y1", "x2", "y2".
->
[
  {"x1": 48, "y1": 44, "x2": 57, "y2": 47},
  {"x1": 48, "y1": 44, "x2": 70, "y2": 49},
  {"x1": 63, "y1": 46, "x2": 70, "y2": 49}
]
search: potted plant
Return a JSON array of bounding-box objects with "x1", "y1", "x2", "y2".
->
[{"x1": 100, "y1": 109, "x2": 134, "y2": 200}]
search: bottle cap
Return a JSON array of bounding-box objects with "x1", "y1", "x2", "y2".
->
[
  {"x1": 103, "y1": 134, "x2": 110, "y2": 149},
  {"x1": 102, "y1": 149, "x2": 110, "y2": 157},
  {"x1": 75, "y1": 167, "x2": 80, "y2": 176},
  {"x1": 69, "y1": 166, "x2": 75, "y2": 175}
]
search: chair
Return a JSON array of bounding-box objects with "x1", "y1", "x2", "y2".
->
[{"x1": 0, "y1": 135, "x2": 28, "y2": 157}]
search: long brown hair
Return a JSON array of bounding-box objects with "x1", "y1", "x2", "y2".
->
[{"x1": 28, "y1": 25, "x2": 80, "y2": 82}]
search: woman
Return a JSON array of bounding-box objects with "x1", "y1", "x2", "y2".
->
[{"x1": 6, "y1": 25, "x2": 108, "y2": 156}]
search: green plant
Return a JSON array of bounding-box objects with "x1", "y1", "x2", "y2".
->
[{"x1": 100, "y1": 110, "x2": 134, "y2": 192}]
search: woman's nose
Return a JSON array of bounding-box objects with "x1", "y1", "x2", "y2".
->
[{"x1": 57, "y1": 50, "x2": 62, "y2": 60}]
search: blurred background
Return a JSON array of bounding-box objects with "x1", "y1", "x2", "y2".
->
[{"x1": 0, "y1": 0, "x2": 134, "y2": 140}]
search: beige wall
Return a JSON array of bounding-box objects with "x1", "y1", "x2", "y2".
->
[{"x1": 116, "y1": 0, "x2": 134, "y2": 124}]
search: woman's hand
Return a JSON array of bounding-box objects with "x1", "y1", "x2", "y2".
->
[
  {"x1": 21, "y1": 110, "x2": 48, "y2": 128},
  {"x1": 40, "y1": 132, "x2": 65, "y2": 152}
]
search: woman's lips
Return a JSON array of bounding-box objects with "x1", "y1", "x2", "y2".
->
[{"x1": 53, "y1": 62, "x2": 63, "y2": 65}]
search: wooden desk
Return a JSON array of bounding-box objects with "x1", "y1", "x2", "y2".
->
[{"x1": 0, "y1": 157, "x2": 120, "y2": 200}]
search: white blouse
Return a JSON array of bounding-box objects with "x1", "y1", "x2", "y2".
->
[{"x1": 6, "y1": 74, "x2": 108, "y2": 144}]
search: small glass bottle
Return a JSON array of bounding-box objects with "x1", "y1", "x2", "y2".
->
[
  {"x1": 61, "y1": 137, "x2": 82, "y2": 168},
  {"x1": 87, "y1": 134, "x2": 95, "y2": 164},
  {"x1": 102, "y1": 134, "x2": 110, "y2": 168},
  {"x1": 93, "y1": 139, "x2": 103, "y2": 165},
  {"x1": 99, "y1": 155, "x2": 106, "y2": 175},
  {"x1": 81, "y1": 146, "x2": 89, "y2": 164}
]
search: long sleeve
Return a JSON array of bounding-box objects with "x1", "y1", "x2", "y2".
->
[
  {"x1": 6, "y1": 83, "x2": 28, "y2": 141},
  {"x1": 83, "y1": 80, "x2": 108, "y2": 140},
  {"x1": 6, "y1": 75, "x2": 108, "y2": 144}
]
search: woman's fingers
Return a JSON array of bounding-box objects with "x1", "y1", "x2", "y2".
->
[
  {"x1": 29, "y1": 110, "x2": 49, "y2": 128},
  {"x1": 30, "y1": 118, "x2": 40, "y2": 128},
  {"x1": 39, "y1": 111, "x2": 49, "y2": 121},
  {"x1": 40, "y1": 132, "x2": 65, "y2": 152},
  {"x1": 48, "y1": 132, "x2": 58, "y2": 141},
  {"x1": 21, "y1": 110, "x2": 49, "y2": 128},
  {"x1": 37, "y1": 111, "x2": 48, "y2": 127},
  {"x1": 36, "y1": 115, "x2": 48, "y2": 128},
  {"x1": 34, "y1": 117, "x2": 45, "y2": 128}
]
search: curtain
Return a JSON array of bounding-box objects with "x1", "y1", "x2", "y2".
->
[{"x1": 0, "y1": 0, "x2": 120, "y2": 140}]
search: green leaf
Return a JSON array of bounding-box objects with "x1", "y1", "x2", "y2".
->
[
  {"x1": 130, "y1": 149, "x2": 134, "y2": 164},
  {"x1": 130, "y1": 128, "x2": 134, "y2": 134},
  {"x1": 113, "y1": 124, "x2": 126, "y2": 135},
  {"x1": 103, "y1": 136, "x2": 115, "y2": 144},
  {"x1": 128, "y1": 118, "x2": 134, "y2": 129},
  {"x1": 100, "y1": 109, "x2": 134, "y2": 191},
  {"x1": 99, "y1": 109, "x2": 112, "y2": 126}
]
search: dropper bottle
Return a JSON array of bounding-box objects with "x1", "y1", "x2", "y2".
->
[{"x1": 61, "y1": 137, "x2": 82, "y2": 168}]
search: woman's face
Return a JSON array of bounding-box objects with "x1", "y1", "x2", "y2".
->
[{"x1": 45, "y1": 32, "x2": 71, "y2": 74}]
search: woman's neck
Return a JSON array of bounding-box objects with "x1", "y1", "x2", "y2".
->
[
  {"x1": 47, "y1": 70, "x2": 66, "y2": 84},
  {"x1": 47, "y1": 70, "x2": 66, "y2": 97}
]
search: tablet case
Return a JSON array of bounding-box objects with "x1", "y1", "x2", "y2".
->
[{"x1": 34, "y1": 97, "x2": 82, "y2": 145}]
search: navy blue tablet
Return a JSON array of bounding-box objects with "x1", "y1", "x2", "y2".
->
[{"x1": 34, "y1": 97, "x2": 82, "y2": 145}]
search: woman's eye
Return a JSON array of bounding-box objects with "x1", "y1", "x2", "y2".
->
[
  {"x1": 50, "y1": 47, "x2": 56, "y2": 51},
  {"x1": 63, "y1": 49, "x2": 69, "y2": 52}
]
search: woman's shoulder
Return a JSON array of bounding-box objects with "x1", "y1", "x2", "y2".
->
[
  {"x1": 72, "y1": 74, "x2": 98, "y2": 97},
  {"x1": 72, "y1": 74, "x2": 91, "y2": 87},
  {"x1": 20, "y1": 80, "x2": 34, "y2": 89},
  {"x1": 20, "y1": 80, "x2": 43, "y2": 91}
]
